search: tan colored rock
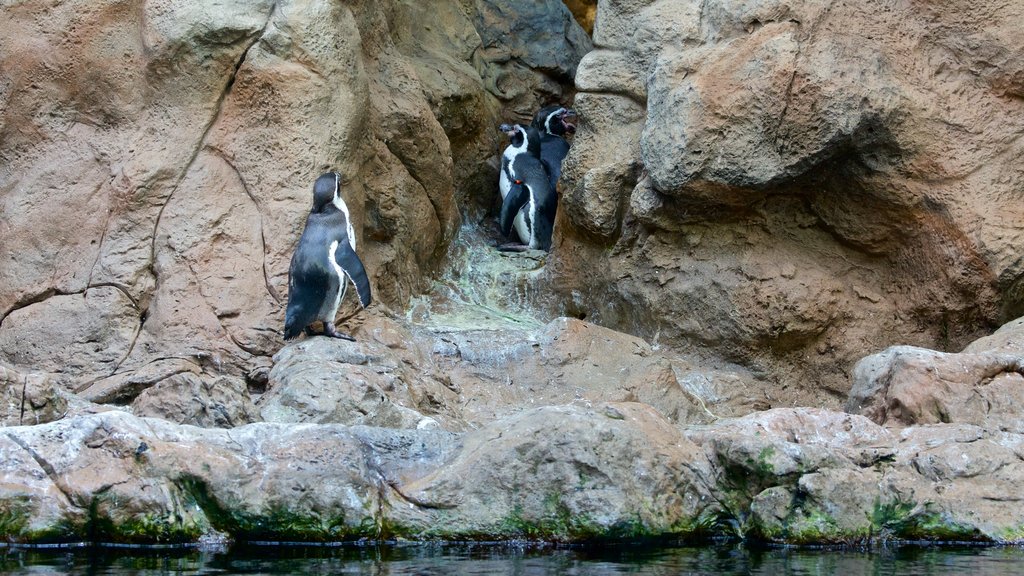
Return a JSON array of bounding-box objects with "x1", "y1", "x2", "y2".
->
[
  {"x1": 131, "y1": 374, "x2": 259, "y2": 429},
  {"x1": 1, "y1": 363, "x2": 67, "y2": 426},
  {"x1": 258, "y1": 317, "x2": 460, "y2": 430},
  {"x1": 0, "y1": 0, "x2": 590, "y2": 394},
  {"x1": 387, "y1": 403, "x2": 713, "y2": 540},
  {"x1": 847, "y1": 317, "x2": 1024, "y2": 431},
  {"x1": 550, "y1": 0, "x2": 1024, "y2": 406}
]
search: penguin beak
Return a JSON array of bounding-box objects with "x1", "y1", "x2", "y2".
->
[
  {"x1": 499, "y1": 123, "x2": 518, "y2": 138},
  {"x1": 560, "y1": 109, "x2": 577, "y2": 135}
]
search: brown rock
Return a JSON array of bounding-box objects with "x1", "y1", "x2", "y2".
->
[
  {"x1": 387, "y1": 403, "x2": 713, "y2": 540},
  {"x1": 548, "y1": 0, "x2": 1024, "y2": 407},
  {"x1": 1, "y1": 363, "x2": 67, "y2": 426},
  {"x1": 847, "y1": 318, "x2": 1024, "y2": 431},
  {"x1": 258, "y1": 316, "x2": 461, "y2": 430},
  {"x1": 0, "y1": 0, "x2": 590, "y2": 396},
  {"x1": 131, "y1": 373, "x2": 259, "y2": 429}
]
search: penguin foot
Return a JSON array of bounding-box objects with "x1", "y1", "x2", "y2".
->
[
  {"x1": 496, "y1": 242, "x2": 531, "y2": 253},
  {"x1": 324, "y1": 322, "x2": 356, "y2": 342}
]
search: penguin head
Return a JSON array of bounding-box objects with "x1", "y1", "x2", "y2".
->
[
  {"x1": 311, "y1": 171, "x2": 341, "y2": 214},
  {"x1": 501, "y1": 123, "x2": 542, "y2": 159},
  {"x1": 500, "y1": 123, "x2": 526, "y2": 150},
  {"x1": 533, "y1": 105, "x2": 577, "y2": 137}
]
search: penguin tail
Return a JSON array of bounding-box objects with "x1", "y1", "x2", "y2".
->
[
  {"x1": 284, "y1": 304, "x2": 311, "y2": 340},
  {"x1": 283, "y1": 317, "x2": 303, "y2": 340}
]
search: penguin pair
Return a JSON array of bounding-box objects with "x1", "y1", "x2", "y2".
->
[
  {"x1": 497, "y1": 105, "x2": 576, "y2": 251},
  {"x1": 284, "y1": 171, "x2": 372, "y2": 341}
]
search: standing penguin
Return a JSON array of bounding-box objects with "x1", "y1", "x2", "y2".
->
[
  {"x1": 284, "y1": 171, "x2": 372, "y2": 341},
  {"x1": 498, "y1": 124, "x2": 557, "y2": 252},
  {"x1": 530, "y1": 105, "x2": 576, "y2": 191},
  {"x1": 498, "y1": 121, "x2": 540, "y2": 245}
]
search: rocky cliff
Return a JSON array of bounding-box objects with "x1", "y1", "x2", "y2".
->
[
  {"x1": 2, "y1": 0, "x2": 1024, "y2": 547},
  {"x1": 0, "y1": 0, "x2": 590, "y2": 394},
  {"x1": 552, "y1": 0, "x2": 1024, "y2": 404}
]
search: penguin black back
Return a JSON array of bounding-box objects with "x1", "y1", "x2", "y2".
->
[
  {"x1": 284, "y1": 172, "x2": 372, "y2": 341},
  {"x1": 530, "y1": 105, "x2": 576, "y2": 191}
]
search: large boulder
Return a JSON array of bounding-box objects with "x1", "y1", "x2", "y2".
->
[
  {"x1": 5, "y1": 405, "x2": 1024, "y2": 544},
  {"x1": 847, "y1": 316, "x2": 1024, "y2": 431},
  {"x1": 548, "y1": 0, "x2": 1024, "y2": 405}
]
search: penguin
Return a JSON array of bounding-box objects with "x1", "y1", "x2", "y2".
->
[
  {"x1": 284, "y1": 171, "x2": 372, "y2": 341},
  {"x1": 530, "y1": 104, "x2": 576, "y2": 191},
  {"x1": 498, "y1": 124, "x2": 557, "y2": 252},
  {"x1": 498, "y1": 122, "x2": 537, "y2": 245}
]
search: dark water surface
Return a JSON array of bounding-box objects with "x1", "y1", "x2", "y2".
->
[{"x1": 3, "y1": 542, "x2": 1024, "y2": 575}]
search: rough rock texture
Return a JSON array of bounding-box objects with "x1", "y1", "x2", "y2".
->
[
  {"x1": 847, "y1": 317, "x2": 1024, "y2": 431},
  {"x1": 0, "y1": 0, "x2": 590, "y2": 401},
  {"x1": 131, "y1": 373, "x2": 259, "y2": 429},
  {"x1": 253, "y1": 312, "x2": 796, "y2": 431},
  {"x1": 4, "y1": 403, "x2": 1024, "y2": 545},
  {"x1": 1, "y1": 364, "x2": 67, "y2": 427},
  {"x1": 4, "y1": 0, "x2": 1024, "y2": 549},
  {"x1": 549, "y1": 0, "x2": 1024, "y2": 406}
]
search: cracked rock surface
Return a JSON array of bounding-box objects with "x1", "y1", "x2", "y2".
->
[
  {"x1": 550, "y1": 0, "x2": 1024, "y2": 407},
  {"x1": 0, "y1": 0, "x2": 590, "y2": 397},
  {"x1": 3, "y1": 0, "x2": 1024, "y2": 548}
]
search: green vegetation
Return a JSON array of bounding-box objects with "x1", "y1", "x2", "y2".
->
[{"x1": 0, "y1": 498, "x2": 30, "y2": 538}]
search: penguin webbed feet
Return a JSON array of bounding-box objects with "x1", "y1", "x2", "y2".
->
[
  {"x1": 323, "y1": 322, "x2": 356, "y2": 342},
  {"x1": 496, "y1": 242, "x2": 532, "y2": 253},
  {"x1": 302, "y1": 322, "x2": 356, "y2": 342}
]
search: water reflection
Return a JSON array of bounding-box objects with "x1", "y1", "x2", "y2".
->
[{"x1": 3, "y1": 542, "x2": 1024, "y2": 576}]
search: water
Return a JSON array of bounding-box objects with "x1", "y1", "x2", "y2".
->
[{"x1": 3, "y1": 543, "x2": 1024, "y2": 575}]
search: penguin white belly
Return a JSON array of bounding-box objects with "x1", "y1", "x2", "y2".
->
[
  {"x1": 526, "y1": 193, "x2": 539, "y2": 249},
  {"x1": 499, "y1": 167, "x2": 511, "y2": 199},
  {"x1": 321, "y1": 241, "x2": 347, "y2": 321},
  {"x1": 500, "y1": 158, "x2": 531, "y2": 245},
  {"x1": 513, "y1": 211, "x2": 530, "y2": 246}
]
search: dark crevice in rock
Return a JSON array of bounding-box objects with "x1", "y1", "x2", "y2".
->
[
  {"x1": 0, "y1": 289, "x2": 58, "y2": 330},
  {"x1": 774, "y1": 65, "x2": 800, "y2": 151},
  {"x1": 5, "y1": 432, "x2": 80, "y2": 509},
  {"x1": 208, "y1": 146, "x2": 282, "y2": 306},
  {"x1": 88, "y1": 282, "x2": 140, "y2": 310},
  {"x1": 386, "y1": 480, "x2": 456, "y2": 510},
  {"x1": 83, "y1": 180, "x2": 113, "y2": 292},
  {"x1": 1, "y1": 283, "x2": 137, "y2": 331},
  {"x1": 19, "y1": 375, "x2": 28, "y2": 426}
]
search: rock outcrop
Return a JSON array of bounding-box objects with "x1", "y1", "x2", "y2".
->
[
  {"x1": 848, "y1": 317, "x2": 1024, "y2": 431},
  {"x1": 551, "y1": 0, "x2": 1024, "y2": 405},
  {"x1": 4, "y1": 396, "x2": 1024, "y2": 544},
  {"x1": 3, "y1": 0, "x2": 1024, "y2": 549},
  {"x1": 0, "y1": 0, "x2": 591, "y2": 397}
]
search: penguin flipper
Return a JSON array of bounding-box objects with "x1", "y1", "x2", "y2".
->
[
  {"x1": 500, "y1": 183, "x2": 530, "y2": 238},
  {"x1": 335, "y1": 242, "x2": 372, "y2": 308}
]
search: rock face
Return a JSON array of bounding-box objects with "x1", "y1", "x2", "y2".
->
[
  {"x1": 4, "y1": 0, "x2": 1024, "y2": 549},
  {"x1": 551, "y1": 0, "x2": 1024, "y2": 405},
  {"x1": 1, "y1": 364, "x2": 67, "y2": 427},
  {"x1": 0, "y1": 0, "x2": 591, "y2": 399}
]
